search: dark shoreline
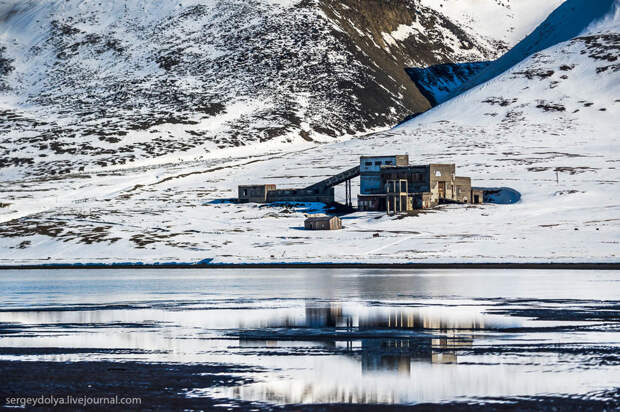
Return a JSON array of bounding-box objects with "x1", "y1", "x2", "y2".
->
[{"x1": 0, "y1": 262, "x2": 618, "y2": 270}]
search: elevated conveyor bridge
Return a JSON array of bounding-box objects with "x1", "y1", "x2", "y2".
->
[{"x1": 304, "y1": 165, "x2": 360, "y2": 207}]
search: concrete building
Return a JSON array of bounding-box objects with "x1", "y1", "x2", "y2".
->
[
  {"x1": 238, "y1": 184, "x2": 276, "y2": 203},
  {"x1": 454, "y1": 176, "x2": 472, "y2": 203},
  {"x1": 238, "y1": 155, "x2": 482, "y2": 214},
  {"x1": 267, "y1": 187, "x2": 334, "y2": 204},
  {"x1": 304, "y1": 215, "x2": 342, "y2": 230},
  {"x1": 380, "y1": 164, "x2": 456, "y2": 207},
  {"x1": 364, "y1": 161, "x2": 483, "y2": 214},
  {"x1": 358, "y1": 155, "x2": 408, "y2": 211}
]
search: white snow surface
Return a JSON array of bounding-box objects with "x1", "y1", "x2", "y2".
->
[
  {"x1": 419, "y1": 0, "x2": 566, "y2": 48},
  {"x1": 441, "y1": 0, "x2": 618, "y2": 103},
  {"x1": 0, "y1": 0, "x2": 618, "y2": 265}
]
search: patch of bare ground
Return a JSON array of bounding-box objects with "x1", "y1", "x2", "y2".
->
[
  {"x1": 536, "y1": 100, "x2": 566, "y2": 112},
  {"x1": 554, "y1": 190, "x2": 584, "y2": 196},
  {"x1": 527, "y1": 166, "x2": 598, "y2": 174},
  {"x1": 513, "y1": 69, "x2": 554, "y2": 80},
  {"x1": 575, "y1": 33, "x2": 620, "y2": 62},
  {"x1": 129, "y1": 231, "x2": 200, "y2": 249},
  {"x1": 532, "y1": 152, "x2": 588, "y2": 158},
  {"x1": 0, "y1": 218, "x2": 120, "y2": 245},
  {"x1": 482, "y1": 97, "x2": 517, "y2": 106}
]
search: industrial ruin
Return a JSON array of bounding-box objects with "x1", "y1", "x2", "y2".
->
[{"x1": 238, "y1": 154, "x2": 483, "y2": 215}]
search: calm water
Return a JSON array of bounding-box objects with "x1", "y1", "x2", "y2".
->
[{"x1": 1, "y1": 269, "x2": 619, "y2": 407}]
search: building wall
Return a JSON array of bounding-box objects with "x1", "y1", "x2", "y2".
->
[
  {"x1": 454, "y1": 176, "x2": 472, "y2": 203},
  {"x1": 428, "y1": 164, "x2": 456, "y2": 205},
  {"x1": 331, "y1": 218, "x2": 343, "y2": 230},
  {"x1": 471, "y1": 189, "x2": 484, "y2": 204},
  {"x1": 381, "y1": 165, "x2": 431, "y2": 194},
  {"x1": 412, "y1": 192, "x2": 432, "y2": 209},
  {"x1": 304, "y1": 217, "x2": 342, "y2": 230},
  {"x1": 268, "y1": 187, "x2": 334, "y2": 204},
  {"x1": 380, "y1": 164, "x2": 456, "y2": 206},
  {"x1": 360, "y1": 155, "x2": 408, "y2": 194},
  {"x1": 358, "y1": 195, "x2": 386, "y2": 211},
  {"x1": 238, "y1": 184, "x2": 276, "y2": 203}
]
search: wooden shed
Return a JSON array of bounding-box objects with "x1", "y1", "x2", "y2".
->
[{"x1": 304, "y1": 216, "x2": 342, "y2": 230}]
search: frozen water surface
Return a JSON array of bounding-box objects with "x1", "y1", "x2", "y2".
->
[{"x1": 0, "y1": 268, "x2": 619, "y2": 408}]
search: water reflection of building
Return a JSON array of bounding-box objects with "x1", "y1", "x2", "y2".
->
[
  {"x1": 233, "y1": 303, "x2": 485, "y2": 405},
  {"x1": 360, "y1": 310, "x2": 485, "y2": 331},
  {"x1": 361, "y1": 338, "x2": 424, "y2": 375},
  {"x1": 305, "y1": 304, "x2": 353, "y2": 329},
  {"x1": 239, "y1": 303, "x2": 480, "y2": 375}
]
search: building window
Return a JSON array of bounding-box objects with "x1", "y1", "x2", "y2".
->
[
  {"x1": 365, "y1": 161, "x2": 372, "y2": 166},
  {"x1": 243, "y1": 189, "x2": 248, "y2": 196},
  {"x1": 385, "y1": 161, "x2": 393, "y2": 165},
  {"x1": 375, "y1": 161, "x2": 382, "y2": 166}
]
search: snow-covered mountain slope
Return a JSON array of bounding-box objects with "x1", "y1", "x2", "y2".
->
[
  {"x1": 405, "y1": 62, "x2": 490, "y2": 106},
  {"x1": 420, "y1": 0, "x2": 566, "y2": 51},
  {"x1": 0, "y1": 0, "x2": 517, "y2": 180},
  {"x1": 439, "y1": 0, "x2": 617, "y2": 104},
  {"x1": 1, "y1": 0, "x2": 616, "y2": 265}
]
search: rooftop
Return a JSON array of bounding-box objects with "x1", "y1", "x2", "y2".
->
[{"x1": 305, "y1": 215, "x2": 338, "y2": 222}]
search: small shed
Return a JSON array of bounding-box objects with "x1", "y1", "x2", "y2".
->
[{"x1": 304, "y1": 216, "x2": 342, "y2": 230}]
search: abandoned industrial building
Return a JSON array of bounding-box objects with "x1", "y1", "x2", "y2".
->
[{"x1": 238, "y1": 154, "x2": 483, "y2": 215}]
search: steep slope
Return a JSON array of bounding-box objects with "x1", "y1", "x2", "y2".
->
[
  {"x1": 0, "y1": 0, "x2": 503, "y2": 179},
  {"x1": 1, "y1": 0, "x2": 617, "y2": 265},
  {"x1": 405, "y1": 62, "x2": 490, "y2": 106},
  {"x1": 419, "y1": 0, "x2": 566, "y2": 52},
  {"x1": 439, "y1": 0, "x2": 616, "y2": 104}
]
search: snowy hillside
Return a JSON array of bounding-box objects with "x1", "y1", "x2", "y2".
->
[
  {"x1": 1, "y1": 0, "x2": 617, "y2": 265},
  {"x1": 420, "y1": 0, "x2": 566, "y2": 51},
  {"x1": 441, "y1": 0, "x2": 617, "y2": 103},
  {"x1": 0, "y1": 0, "x2": 521, "y2": 179}
]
